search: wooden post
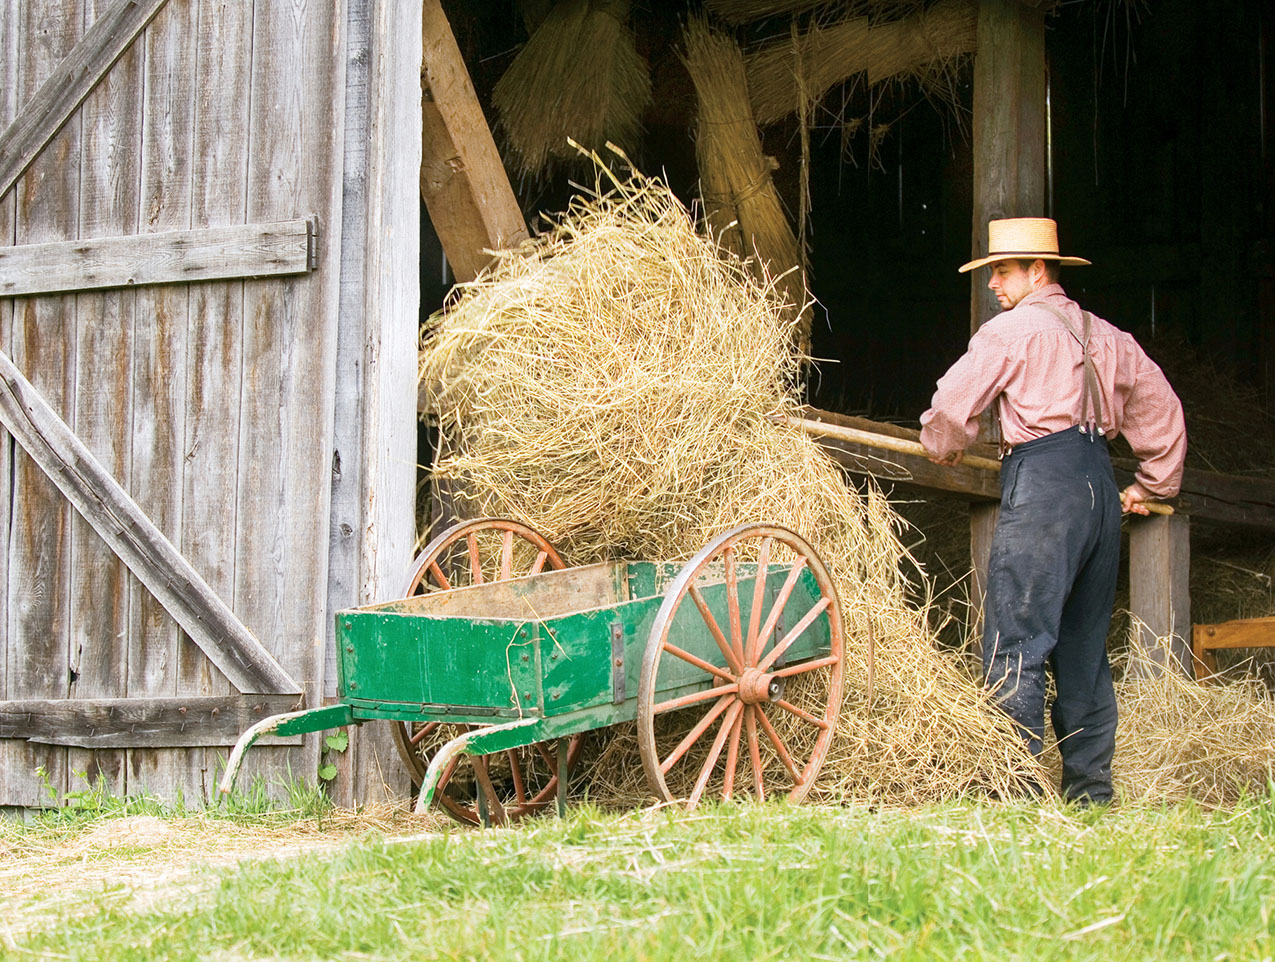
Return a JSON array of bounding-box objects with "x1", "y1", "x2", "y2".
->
[
  {"x1": 967, "y1": 0, "x2": 1046, "y2": 647},
  {"x1": 1128, "y1": 513, "x2": 1193, "y2": 678}
]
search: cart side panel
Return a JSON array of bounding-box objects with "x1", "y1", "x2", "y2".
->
[
  {"x1": 335, "y1": 612, "x2": 541, "y2": 713},
  {"x1": 539, "y1": 598, "x2": 662, "y2": 715}
]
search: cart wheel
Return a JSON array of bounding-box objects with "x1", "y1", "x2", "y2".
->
[
  {"x1": 391, "y1": 517, "x2": 583, "y2": 824},
  {"x1": 637, "y1": 523, "x2": 852, "y2": 808}
]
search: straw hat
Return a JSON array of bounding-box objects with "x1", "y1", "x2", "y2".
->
[{"x1": 958, "y1": 217, "x2": 1092, "y2": 273}]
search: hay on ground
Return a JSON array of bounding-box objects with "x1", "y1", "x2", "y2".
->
[
  {"x1": 492, "y1": 0, "x2": 652, "y2": 183},
  {"x1": 420, "y1": 160, "x2": 1041, "y2": 806}
]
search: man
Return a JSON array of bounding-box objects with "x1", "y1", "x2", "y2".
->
[{"x1": 920, "y1": 217, "x2": 1187, "y2": 804}]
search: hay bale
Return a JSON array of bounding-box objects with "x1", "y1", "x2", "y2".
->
[
  {"x1": 492, "y1": 0, "x2": 652, "y2": 182},
  {"x1": 682, "y1": 17, "x2": 812, "y2": 358},
  {"x1": 745, "y1": 0, "x2": 977, "y2": 126},
  {"x1": 420, "y1": 162, "x2": 1041, "y2": 806}
]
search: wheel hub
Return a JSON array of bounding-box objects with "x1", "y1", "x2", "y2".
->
[{"x1": 738, "y1": 667, "x2": 782, "y2": 705}]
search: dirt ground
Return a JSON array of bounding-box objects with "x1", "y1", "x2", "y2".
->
[{"x1": 0, "y1": 808, "x2": 444, "y2": 946}]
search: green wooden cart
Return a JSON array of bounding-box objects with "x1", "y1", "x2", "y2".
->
[{"x1": 219, "y1": 519, "x2": 869, "y2": 824}]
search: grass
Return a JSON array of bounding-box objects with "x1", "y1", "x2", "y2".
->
[{"x1": 6, "y1": 793, "x2": 1275, "y2": 961}]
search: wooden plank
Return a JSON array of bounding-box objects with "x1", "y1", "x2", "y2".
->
[
  {"x1": 1128, "y1": 512, "x2": 1193, "y2": 678},
  {"x1": 327, "y1": 0, "x2": 419, "y2": 806},
  {"x1": 0, "y1": 695, "x2": 302, "y2": 747},
  {"x1": 2, "y1": 0, "x2": 84, "y2": 808},
  {"x1": 0, "y1": 0, "x2": 171, "y2": 202},
  {"x1": 420, "y1": 0, "x2": 528, "y2": 282},
  {"x1": 65, "y1": 0, "x2": 146, "y2": 798},
  {"x1": 179, "y1": 0, "x2": 255, "y2": 804},
  {"x1": 0, "y1": 344, "x2": 299, "y2": 696},
  {"x1": 0, "y1": 218, "x2": 316, "y2": 296},
  {"x1": 235, "y1": 0, "x2": 344, "y2": 799},
  {"x1": 0, "y1": 0, "x2": 19, "y2": 807},
  {"x1": 126, "y1": 0, "x2": 197, "y2": 802}
]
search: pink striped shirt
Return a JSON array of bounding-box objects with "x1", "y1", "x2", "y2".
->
[{"x1": 919, "y1": 285, "x2": 1187, "y2": 498}]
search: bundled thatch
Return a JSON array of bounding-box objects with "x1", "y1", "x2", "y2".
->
[
  {"x1": 745, "y1": 0, "x2": 977, "y2": 126},
  {"x1": 492, "y1": 0, "x2": 652, "y2": 182},
  {"x1": 683, "y1": 17, "x2": 812, "y2": 358},
  {"x1": 420, "y1": 161, "x2": 1044, "y2": 806}
]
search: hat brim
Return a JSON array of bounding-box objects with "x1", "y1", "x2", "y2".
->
[{"x1": 958, "y1": 253, "x2": 1092, "y2": 274}]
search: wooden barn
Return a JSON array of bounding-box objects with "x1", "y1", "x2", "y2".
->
[
  {"x1": 3, "y1": 0, "x2": 1274, "y2": 811},
  {"x1": 0, "y1": 0, "x2": 422, "y2": 809}
]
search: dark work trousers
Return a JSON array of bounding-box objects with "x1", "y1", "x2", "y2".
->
[{"x1": 981, "y1": 427, "x2": 1122, "y2": 802}]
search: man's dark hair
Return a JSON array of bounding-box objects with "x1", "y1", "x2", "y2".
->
[{"x1": 1017, "y1": 258, "x2": 1061, "y2": 284}]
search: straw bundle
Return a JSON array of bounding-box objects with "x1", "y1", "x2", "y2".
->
[
  {"x1": 492, "y1": 0, "x2": 652, "y2": 182},
  {"x1": 420, "y1": 162, "x2": 1043, "y2": 806},
  {"x1": 705, "y1": 0, "x2": 931, "y2": 26},
  {"x1": 745, "y1": 0, "x2": 977, "y2": 126},
  {"x1": 683, "y1": 17, "x2": 812, "y2": 358}
]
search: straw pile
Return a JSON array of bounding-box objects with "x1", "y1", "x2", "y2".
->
[
  {"x1": 1108, "y1": 639, "x2": 1275, "y2": 807},
  {"x1": 492, "y1": 0, "x2": 652, "y2": 182},
  {"x1": 683, "y1": 17, "x2": 812, "y2": 358},
  {"x1": 745, "y1": 0, "x2": 977, "y2": 126},
  {"x1": 420, "y1": 160, "x2": 1044, "y2": 806}
]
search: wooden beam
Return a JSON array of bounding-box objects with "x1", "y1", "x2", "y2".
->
[
  {"x1": 420, "y1": 0, "x2": 528, "y2": 282},
  {"x1": 0, "y1": 696, "x2": 302, "y2": 748},
  {"x1": 966, "y1": 0, "x2": 1047, "y2": 643},
  {"x1": 794, "y1": 408, "x2": 1001, "y2": 499},
  {"x1": 0, "y1": 218, "x2": 315, "y2": 297},
  {"x1": 0, "y1": 346, "x2": 301, "y2": 696},
  {"x1": 1128, "y1": 513, "x2": 1193, "y2": 678},
  {"x1": 799, "y1": 407, "x2": 1275, "y2": 530},
  {"x1": 0, "y1": 0, "x2": 171, "y2": 202}
]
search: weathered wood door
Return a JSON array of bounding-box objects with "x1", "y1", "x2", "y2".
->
[{"x1": 0, "y1": 0, "x2": 354, "y2": 806}]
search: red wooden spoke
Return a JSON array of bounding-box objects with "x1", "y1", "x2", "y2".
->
[
  {"x1": 724, "y1": 547, "x2": 745, "y2": 666},
  {"x1": 755, "y1": 705, "x2": 802, "y2": 784},
  {"x1": 757, "y1": 597, "x2": 831, "y2": 673},
  {"x1": 690, "y1": 701, "x2": 744, "y2": 807},
  {"x1": 506, "y1": 749, "x2": 528, "y2": 805},
  {"x1": 744, "y1": 536, "x2": 773, "y2": 665},
  {"x1": 467, "y1": 533, "x2": 484, "y2": 584},
  {"x1": 655, "y1": 683, "x2": 740, "y2": 715},
  {"x1": 688, "y1": 584, "x2": 744, "y2": 674},
  {"x1": 661, "y1": 641, "x2": 737, "y2": 684},
  {"x1": 425, "y1": 561, "x2": 451, "y2": 592},
  {"x1": 533, "y1": 740, "x2": 557, "y2": 769},
  {"x1": 471, "y1": 757, "x2": 507, "y2": 825},
  {"x1": 409, "y1": 720, "x2": 442, "y2": 747},
  {"x1": 774, "y1": 699, "x2": 832, "y2": 731},
  {"x1": 499, "y1": 529, "x2": 514, "y2": 581},
  {"x1": 746, "y1": 705, "x2": 764, "y2": 801},
  {"x1": 529, "y1": 550, "x2": 550, "y2": 575},
  {"x1": 660, "y1": 695, "x2": 735, "y2": 775},
  {"x1": 750, "y1": 559, "x2": 807, "y2": 662},
  {"x1": 721, "y1": 704, "x2": 744, "y2": 801},
  {"x1": 772, "y1": 654, "x2": 840, "y2": 678}
]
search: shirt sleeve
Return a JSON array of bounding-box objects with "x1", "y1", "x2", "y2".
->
[
  {"x1": 1120, "y1": 347, "x2": 1188, "y2": 498},
  {"x1": 919, "y1": 325, "x2": 1013, "y2": 461}
]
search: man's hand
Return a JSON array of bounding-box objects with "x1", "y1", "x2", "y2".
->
[
  {"x1": 1120, "y1": 484, "x2": 1151, "y2": 516},
  {"x1": 927, "y1": 451, "x2": 964, "y2": 467}
]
